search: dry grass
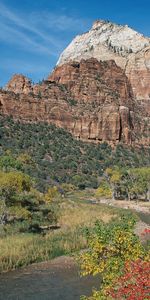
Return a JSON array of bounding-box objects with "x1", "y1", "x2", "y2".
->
[
  {"x1": 0, "y1": 194, "x2": 119, "y2": 273},
  {"x1": 59, "y1": 201, "x2": 114, "y2": 228},
  {"x1": 0, "y1": 227, "x2": 87, "y2": 273}
]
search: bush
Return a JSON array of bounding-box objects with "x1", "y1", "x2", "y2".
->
[
  {"x1": 0, "y1": 171, "x2": 32, "y2": 206},
  {"x1": 108, "y1": 259, "x2": 150, "y2": 300},
  {"x1": 95, "y1": 180, "x2": 112, "y2": 198},
  {"x1": 79, "y1": 215, "x2": 148, "y2": 299}
]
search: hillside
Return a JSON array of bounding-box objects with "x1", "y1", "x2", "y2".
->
[{"x1": 0, "y1": 115, "x2": 149, "y2": 191}]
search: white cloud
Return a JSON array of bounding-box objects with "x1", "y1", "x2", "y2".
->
[
  {"x1": 0, "y1": 2, "x2": 89, "y2": 56},
  {"x1": 0, "y1": 1, "x2": 90, "y2": 86},
  {"x1": 30, "y1": 11, "x2": 88, "y2": 32},
  {"x1": 0, "y1": 22, "x2": 55, "y2": 56}
]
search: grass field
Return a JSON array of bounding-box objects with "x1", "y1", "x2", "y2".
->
[{"x1": 0, "y1": 191, "x2": 125, "y2": 273}]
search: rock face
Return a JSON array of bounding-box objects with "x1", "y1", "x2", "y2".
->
[
  {"x1": 126, "y1": 48, "x2": 150, "y2": 100},
  {"x1": 57, "y1": 20, "x2": 150, "y2": 101},
  {"x1": 49, "y1": 59, "x2": 133, "y2": 105},
  {"x1": 5, "y1": 74, "x2": 33, "y2": 94},
  {"x1": 0, "y1": 20, "x2": 150, "y2": 147},
  {"x1": 0, "y1": 57, "x2": 149, "y2": 146}
]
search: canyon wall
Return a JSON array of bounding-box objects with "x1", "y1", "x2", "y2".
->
[{"x1": 0, "y1": 58, "x2": 149, "y2": 146}]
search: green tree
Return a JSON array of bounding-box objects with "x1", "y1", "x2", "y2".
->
[
  {"x1": 79, "y1": 216, "x2": 147, "y2": 300},
  {"x1": 95, "y1": 179, "x2": 112, "y2": 198},
  {"x1": 0, "y1": 171, "x2": 32, "y2": 205},
  {"x1": 105, "y1": 168, "x2": 122, "y2": 200},
  {"x1": 123, "y1": 167, "x2": 150, "y2": 201}
]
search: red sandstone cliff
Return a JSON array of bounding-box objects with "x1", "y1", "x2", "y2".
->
[{"x1": 0, "y1": 58, "x2": 149, "y2": 146}]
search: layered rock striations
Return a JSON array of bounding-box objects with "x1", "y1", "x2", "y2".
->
[
  {"x1": 49, "y1": 59, "x2": 133, "y2": 105},
  {"x1": 57, "y1": 20, "x2": 150, "y2": 101},
  {"x1": 0, "y1": 58, "x2": 149, "y2": 146},
  {"x1": 0, "y1": 20, "x2": 150, "y2": 147},
  {"x1": 5, "y1": 74, "x2": 33, "y2": 95}
]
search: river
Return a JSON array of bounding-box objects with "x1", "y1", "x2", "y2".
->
[
  {"x1": 137, "y1": 211, "x2": 150, "y2": 225},
  {"x1": 0, "y1": 256, "x2": 100, "y2": 300},
  {"x1": 0, "y1": 211, "x2": 149, "y2": 300}
]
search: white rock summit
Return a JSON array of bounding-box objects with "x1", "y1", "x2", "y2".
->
[
  {"x1": 57, "y1": 20, "x2": 150, "y2": 67},
  {"x1": 57, "y1": 20, "x2": 150, "y2": 101}
]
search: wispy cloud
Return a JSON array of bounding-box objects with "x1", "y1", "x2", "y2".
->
[
  {"x1": 30, "y1": 11, "x2": 88, "y2": 32},
  {"x1": 0, "y1": 22, "x2": 55, "y2": 56},
  {"x1": 0, "y1": 2, "x2": 89, "y2": 57},
  {"x1": 0, "y1": 1, "x2": 90, "y2": 86},
  {"x1": 0, "y1": 58, "x2": 50, "y2": 74}
]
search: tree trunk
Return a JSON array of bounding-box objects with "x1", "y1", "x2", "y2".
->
[
  {"x1": 112, "y1": 189, "x2": 115, "y2": 200},
  {"x1": 127, "y1": 191, "x2": 131, "y2": 201},
  {"x1": 147, "y1": 188, "x2": 150, "y2": 202}
]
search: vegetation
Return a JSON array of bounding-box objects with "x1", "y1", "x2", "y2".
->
[
  {"x1": 79, "y1": 215, "x2": 150, "y2": 300},
  {"x1": 108, "y1": 259, "x2": 150, "y2": 299},
  {"x1": 0, "y1": 226, "x2": 85, "y2": 273},
  {"x1": 0, "y1": 155, "x2": 59, "y2": 235},
  {"x1": 0, "y1": 113, "x2": 149, "y2": 296},
  {"x1": 95, "y1": 166, "x2": 150, "y2": 201},
  {"x1": 0, "y1": 190, "x2": 123, "y2": 272},
  {"x1": 0, "y1": 115, "x2": 149, "y2": 192}
]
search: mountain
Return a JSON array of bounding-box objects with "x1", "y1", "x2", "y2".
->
[
  {"x1": 0, "y1": 20, "x2": 150, "y2": 147},
  {"x1": 57, "y1": 20, "x2": 150, "y2": 101}
]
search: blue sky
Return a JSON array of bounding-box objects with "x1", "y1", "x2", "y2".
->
[{"x1": 0, "y1": 0, "x2": 150, "y2": 87}]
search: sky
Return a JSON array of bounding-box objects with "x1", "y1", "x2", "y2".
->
[{"x1": 0, "y1": 0, "x2": 150, "y2": 87}]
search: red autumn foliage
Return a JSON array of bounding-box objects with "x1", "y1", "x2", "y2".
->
[
  {"x1": 108, "y1": 259, "x2": 150, "y2": 300},
  {"x1": 141, "y1": 228, "x2": 150, "y2": 236}
]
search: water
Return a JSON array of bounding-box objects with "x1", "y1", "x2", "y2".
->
[
  {"x1": 0, "y1": 257, "x2": 100, "y2": 300},
  {"x1": 0, "y1": 211, "x2": 149, "y2": 300},
  {"x1": 137, "y1": 212, "x2": 150, "y2": 225}
]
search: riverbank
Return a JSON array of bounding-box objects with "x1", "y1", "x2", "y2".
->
[
  {"x1": 91, "y1": 198, "x2": 150, "y2": 214},
  {"x1": 0, "y1": 198, "x2": 120, "y2": 273},
  {"x1": 0, "y1": 190, "x2": 149, "y2": 274},
  {"x1": 0, "y1": 217, "x2": 150, "y2": 300}
]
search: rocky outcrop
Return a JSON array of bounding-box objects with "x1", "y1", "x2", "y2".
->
[
  {"x1": 126, "y1": 47, "x2": 150, "y2": 100},
  {"x1": 5, "y1": 74, "x2": 33, "y2": 94},
  {"x1": 49, "y1": 59, "x2": 133, "y2": 105},
  {"x1": 1, "y1": 57, "x2": 149, "y2": 146},
  {"x1": 57, "y1": 20, "x2": 150, "y2": 101}
]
